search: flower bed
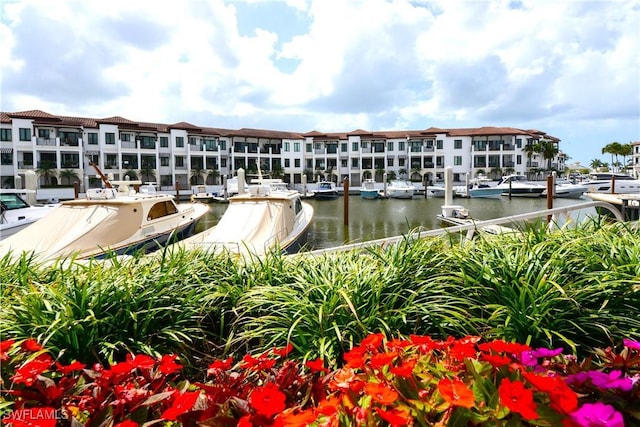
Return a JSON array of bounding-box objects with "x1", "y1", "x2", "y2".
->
[{"x1": 1, "y1": 334, "x2": 639, "y2": 426}]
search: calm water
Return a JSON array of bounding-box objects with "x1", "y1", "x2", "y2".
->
[{"x1": 195, "y1": 194, "x2": 595, "y2": 251}]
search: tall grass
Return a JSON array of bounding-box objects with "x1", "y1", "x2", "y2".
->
[{"x1": 1, "y1": 219, "x2": 638, "y2": 370}]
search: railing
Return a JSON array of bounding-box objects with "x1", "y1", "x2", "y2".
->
[
  {"x1": 298, "y1": 201, "x2": 624, "y2": 256},
  {"x1": 36, "y1": 138, "x2": 56, "y2": 146}
]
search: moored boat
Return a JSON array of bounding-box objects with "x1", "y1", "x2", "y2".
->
[
  {"x1": 386, "y1": 180, "x2": 416, "y2": 199},
  {"x1": 0, "y1": 179, "x2": 209, "y2": 262},
  {"x1": 496, "y1": 175, "x2": 546, "y2": 198},
  {"x1": 360, "y1": 179, "x2": 379, "y2": 200},
  {"x1": 580, "y1": 173, "x2": 640, "y2": 194},
  {"x1": 173, "y1": 184, "x2": 313, "y2": 256},
  {"x1": 1, "y1": 189, "x2": 60, "y2": 239},
  {"x1": 313, "y1": 181, "x2": 340, "y2": 200}
]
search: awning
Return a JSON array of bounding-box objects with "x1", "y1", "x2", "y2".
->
[{"x1": 0, "y1": 148, "x2": 13, "y2": 154}]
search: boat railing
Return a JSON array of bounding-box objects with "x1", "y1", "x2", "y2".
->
[{"x1": 297, "y1": 201, "x2": 625, "y2": 257}]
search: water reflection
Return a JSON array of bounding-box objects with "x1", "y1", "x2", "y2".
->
[{"x1": 196, "y1": 195, "x2": 594, "y2": 251}]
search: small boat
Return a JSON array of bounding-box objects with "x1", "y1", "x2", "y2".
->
[
  {"x1": 386, "y1": 180, "x2": 416, "y2": 199},
  {"x1": 454, "y1": 177, "x2": 502, "y2": 199},
  {"x1": 437, "y1": 204, "x2": 514, "y2": 235},
  {"x1": 360, "y1": 179, "x2": 379, "y2": 200},
  {"x1": 191, "y1": 185, "x2": 217, "y2": 203},
  {"x1": 580, "y1": 173, "x2": 640, "y2": 194},
  {"x1": 313, "y1": 181, "x2": 340, "y2": 200},
  {"x1": 0, "y1": 189, "x2": 60, "y2": 239},
  {"x1": 496, "y1": 175, "x2": 546, "y2": 198},
  {"x1": 174, "y1": 184, "x2": 314, "y2": 256},
  {"x1": 0, "y1": 175, "x2": 209, "y2": 262}
]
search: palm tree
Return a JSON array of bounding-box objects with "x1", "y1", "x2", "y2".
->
[
  {"x1": 190, "y1": 167, "x2": 204, "y2": 185},
  {"x1": 140, "y1": 166, "x2": 156, "y2": 183},
  {"x1": 124, "y1": 169, "x2": 138, "y2": 180},
  {"x1": 601, "y1": 142, "x2": 622, "y2": 172},
  {"x1": 374, "y1": 168, "x2": 385, "y2": 182},
  {"x1": 36, "y1": 161, "x2": 57, "y2": 186},
  {"x1": 539, "y1": 139, "x2": 559, "y2": 171},
  {"x1": 489, "y1": 167, "x2": 502, "y2": 179},
  {"x1": 398, "y1": 168, "x2": 408, "y2": 179},
  {"x1": 619, "y1": 143, "x2": 633, "y2": 173},
  {"x1": 589, "y1": 159, "x2": 603, "y2": 171},
  {"x1": 59, "y1": 169, "x2": 79, "y2": 186},
  {"x1": 207, "y1": 169, "x2": 220, "y2": 185},
  {"x1": 523, "y1": 141, "x2": 541, "y2": 167}
]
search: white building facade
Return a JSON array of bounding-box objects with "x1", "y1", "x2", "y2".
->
[{"x1": 0, "y1": 110, "x2": 562, "y2": 192}]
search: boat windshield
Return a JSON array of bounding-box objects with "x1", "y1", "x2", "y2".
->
[{"x1": 0, "y1": 193, "x2": 29, "y2": 210}]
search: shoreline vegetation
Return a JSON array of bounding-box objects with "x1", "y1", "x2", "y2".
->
[{"x1": 1, "y1": 217, "x2": 639, "y2": 424}]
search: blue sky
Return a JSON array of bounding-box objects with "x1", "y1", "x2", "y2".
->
[{"x1": 1, "y1": 0, "x2": 639, "y2": 167}]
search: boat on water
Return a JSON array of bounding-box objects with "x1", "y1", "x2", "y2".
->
[
  {"x1": 360, "y1": 179, "x2": 379, "y2": 200},
  {"x1": 386, "y1": 180, "x2": 416, "y2": 199},
  {"x1": 542, "y1": 179, "x2": 588, "y2": 199},
  {"x1": 313, "y1": 181, "x2": 340, "y2": 200},
  {"x1": 191, "y1": 185, "x2": 217, "y2": 203},
  {"x1": 0, "y1": 177, "x2": 209, "y2": 262},
  {"x1": 454, "y1": 177, "x2": 502, "y2": 199},
  {"x1": 437, "y1": 204, "x2": 514, "y2": 236},
  {"x1": 0, "y1": 189, "x2": 60, "y2": 239},
  {"x1": 580, "y1": 173, "x2": 640, "y2": 194},
  {"x1": 173, "y1": 184, "x2": 313, "y2": 257},
  {"x1": 496, "y1": 175, "x2": 546, "y2": 198}
]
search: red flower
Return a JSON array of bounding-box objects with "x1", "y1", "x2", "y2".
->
[
  {"x1": 343, "y1": 346, "x2": 367, "y2": 369},
  {"x1": 249, "y1": 382, "x2": 286, "y2": 418},
  {"x1": 241, "y1": 353, "x2": 276, "y2": 371},
  {"x1": 128, "y1": 354, "x2": 156, "y2": 370},
  {"x1": 305, "y1": 357, "x2": 329, "y2": 373},
  {"x1": 161, "y1": 390, "x2": 200, "y2": 421},
  {"x1": 370, "y1": 351, "x2": 398, "y2": 370},
  {"x1": 115, "y1": 421, "x2": 139, "y2": 427},
  {"x1": 480, "y1": 353, "x2": 512, "y2": 367},
  {"x1": 498, "y1": 378, "x2": 539, "y2": 420},
  {"x1": 374, "y1": 407, "x2": 412, "y2": 426},
  {"x1": 11, "y1": 354, "x2": 54, "y2": 386},
  {"x1": 275, "y1": 407, "x2": 318, "y2": 426},
  {"x1": 360, "y1": 333, "x2": 385, "y2": 351},
  {"x1": 158, "y1": 354, "x2": 183, "y2": 375},
  {"x1": 390, "y1": 359, "x2": 416, "y2": 378},
  {"x1": 479, "y1": 340, "x2": 530, "y2": 355},
  {"x1": 329, "y1": 368, "x2": 358, "y2": 391},
  {"x1": 207, "y1": 356, "x2": 233, "y2": 374},
  {"x1": 55, "y1": 360, "x2": 86, "y2": 375},
  {"x1": 438, "y1": 377, "x2": 475, "y2": 408},
  {"x1": 0, "y1": 339, "x2": 16, "y2": 361},
  {"x1": 364, "y1": 382, "x2": 398, "y2": 405},
  {"x1": 316, "y1": 396, "x2": 340, "y2": 416},
  {"x1": 21, "y1": 338, "x2": 43, "y2": 352},
  {"x1": 523, "y1": 372, "x2": 578, "y2": 414},
  {"x1": 272, "y1": 343, "x2": 294, "y2": 357}
]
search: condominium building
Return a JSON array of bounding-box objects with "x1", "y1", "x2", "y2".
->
[{"x1": 0, "y1": 110, "x2": 562, "y2": 192}]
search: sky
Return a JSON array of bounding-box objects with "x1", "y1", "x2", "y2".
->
[{"x1": 1, "y1": 0, "x2": 639, "y2": 167}]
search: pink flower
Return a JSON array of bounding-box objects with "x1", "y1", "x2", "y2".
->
[
  {"x1": 570, "y1": 402, "x2": 624, "y2": 427},
  {"x1": 623, "y1": 338, "x2": 640, "y2": 350}
]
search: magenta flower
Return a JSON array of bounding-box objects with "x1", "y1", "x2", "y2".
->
[
  {"x1": 588, "y1": 370, "x2": 633, "y2": 392},
  {"x1": 532, "y1": 347, "x2": 564, "y2": 358},
  {"x1": 570, "y1": 402, "x2": 624, "y2": 427},
  {"x1": 519, "y1": 350, "x2": 538, "y2": 367},
  {"x1": 623, "y1": 338, "x2": 640, "y2": 350}
]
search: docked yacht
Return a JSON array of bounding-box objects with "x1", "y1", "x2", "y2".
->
[
  {"x1": 313, "y1": 181, "x2": 340, "y2": 200},
  {"x1": 360, "y1": 179, "x2": 380, "y2": 200},
  {"x1": 0, "y1": 190, "x2": 59, "y2": 239},
  {"x1": 496, "y1": 175, "x2": 546, "y2": 198},
  {"x1": 385, "y1": 180, "x2": 416, "y2": 199},
  {"x1": 581, "y1": 173, "x2": 640, "y2": 194}
]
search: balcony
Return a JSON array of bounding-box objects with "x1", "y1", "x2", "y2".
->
[
  {"x1": 121, "y1": 141, "x2": 137, "y2": 149},
  {"x1": 36, "y1": 138, "x2": 56, "y2": 146}
]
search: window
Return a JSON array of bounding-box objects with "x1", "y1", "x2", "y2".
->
[
  {"x1": 351, "y1": 158, "x2": 359, "y2": 167},
  {"x1": 1, "y1": 152, "x2": 12, "y2": 165},
  {"x1": 105, "y1": 154, "x2": 117, "y2": 168},
  {"x1": 160, "y1": 137, "x2": 169, "y2": 147},
  {"x1": 284, "y1": 142, "x2": 290, "y2": 151},
  {"x1": 147, "y1": 201, "x2": 178, "y2": 221},
  {"x1": 454, "y1": 139, "x2": 462, "y2": 149},
  {"x1": 352, "y1": 142, "x2": 358, "y2": 151},
  {"x1": 121, "y1": 133, "x2": 130, "y2": 142},
  {"x1": 399, "y1": 158, "x2": 405, "y2": 167},
  {"x1": 38, "y1": 129, "x2": 50, "y2": 138},
  {"x1": 399, "y1": 141, "x2": 405, "y2": 151},
  {"x1": 219, "y1": 141, "x2": 226, "y2": 150},
  {"x1": 175, "y1": 156, "x2": 184, "y2": 167},
  {"x1": 387, "y1": 158, "x2": 394, "y2": 167},
  {"x1": 306, "y1": 143, "x2": 312, "y2": 153},
  {"x1": 294, "y1": 159, "x2": 300, "y2": 168},
  {"x1": 516, "y1": 138, "x2": 522, "y2": 149},
  {"x1": 341, "y1": 143, "x2": 348, "y2": 152},
  {"x1": 0, "y1": 129, "x2": 12, "y2": 141},
  {"x1": 436, "y1": 139, "x2": 443, "y2": 149},
  {"x1": 474, "y1": 140, "x2": 487, "y2": 150},
  {"x1": 436, "y1": 156, "x2": 444, "y2": 167},
  {"x1": 189, "y1": 137, "x2": 197, "y2": 145},
  {"x1": 387, "y1": 141, "x2": 394, "y2": 151},
  {"x1": 87, "y1": 133, "x2": 98, "y2": 145},
  {"x1": 294, "y1": 142, "x2": 300, "y2": 152},
  {"x1": 161, "y1": 156, "x2": 170, "y2": 166},
  {"x1": 19, "y1": 128, "x2": 31, "y2": 141},
  {"x1": 105, "y1": 133, "x2": 116, "y2": 145},
  {"x1": 284, "y1": 159, "x2": 290, "y2": 167},
  {"x1": 454, "y1": 156, "x2": 462, "y2": 166},
  {"x1": 176, "y1": 137, "x2": 184, "y2": 148},
  {"x1": 517, "y1": 155, "x2": 522, "y2": 165},
  {"x1": 140, "y1": 136, "x2": 156, "y2": 149},
  {"x1": 221, "y1": 159, "x2": 227, "y2": 167},
  {"x1": 473, "y1": 156, "x2": 487, "y2": 168}
]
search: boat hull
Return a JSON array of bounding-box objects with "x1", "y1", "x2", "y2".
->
[{"x1": 360, "y1": 190, "x2": 379, "y2": 200}]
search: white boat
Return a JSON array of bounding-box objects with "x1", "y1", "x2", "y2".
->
[
  {"x1": 0, "y1": 190, "x2": 60, "y2": 239},
  {"x1": 496, "y1": 175, "x2": 546, "y2": 198},
  {"x1": 386, "y1": 180, "x2": 416, "y2": 199},
  {"x1": 174, "y1": 184, "x2": 313, "y2": 256},
  {"x1": 0, "y1": 180, "x2": 209, "y2": 262},
  {"x1": 426, "y1": 185, "x2": 446, "y2": 198},
  {"x1": 360, "y1": 179, "x2": 379, "y2": 200},
  {"x1": 437, "y1": 204, "x2": 514, "y2": 235},
  {"x1": 191, "y1": 185, "x2": 217, "y2": 203},
  {"x1": 542, "y1": 179, "x2": 588, "y2": 199},
  {"x1": 313, "y1": 181, "x2": 340, "y2": 200},
  {"x1": 454, "y1": 177, "x2": 502, "y2": 199},
  {"x1": 580, "y1": 173, "x2": 640, "y2": 194}
]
